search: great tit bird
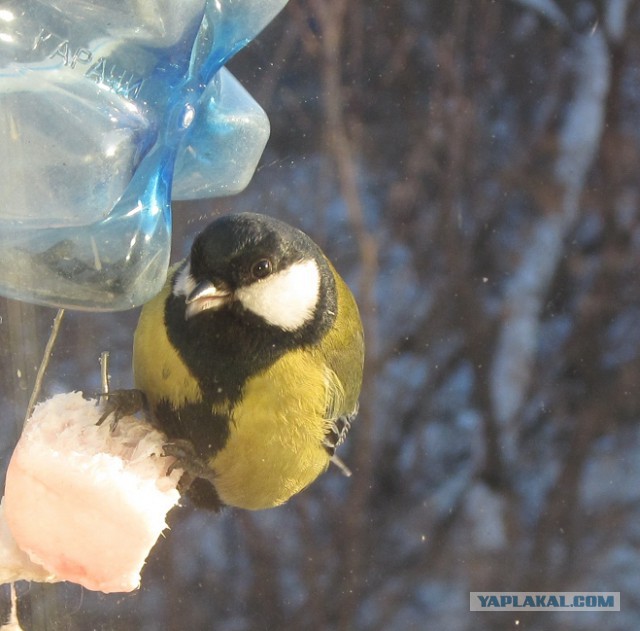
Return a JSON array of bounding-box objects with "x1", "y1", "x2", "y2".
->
[{"x1": 131, "y1": 212, "x2": 364, "y2": 511}]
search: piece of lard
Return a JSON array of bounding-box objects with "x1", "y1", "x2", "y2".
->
[{"x1": 0, "y1": 392, "x2": 182, "y2": 593}]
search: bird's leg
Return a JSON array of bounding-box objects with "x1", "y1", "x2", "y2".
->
[
  {"x1": 162, "y1": 439, "x2": 218, "y2": 488},
  {"x1": 162, "y1": 440, "x2": 226, "y2": 511},
  {"x1": 92, "y1": 350, "x2": 152, "y2": 431},
  {"x1": 95, "y1": 389, "x2": 151, "y2": 431}
]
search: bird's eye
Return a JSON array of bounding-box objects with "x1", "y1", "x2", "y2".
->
[{"x1": 251, "y1": 258, "x2": 272, "y2": 279}]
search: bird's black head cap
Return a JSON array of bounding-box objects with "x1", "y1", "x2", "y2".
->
[{"x1": 189, "y1": 213, "x2": 325, "y2": 291}]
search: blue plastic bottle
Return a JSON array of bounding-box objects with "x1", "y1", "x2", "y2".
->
[{"x1": 0, "y1": 0, "x2": 288, "y2": 310}]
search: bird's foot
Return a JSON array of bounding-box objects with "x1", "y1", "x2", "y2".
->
[
  {"x1": 162, "y1": 440, "x2": 225, "y2": 511},
  {"x1": 94, "y1": 388, "x2": 150, "y2": 431},
  {"x1": 162, "y1": 439, "x2": 218, "y2": 490}
]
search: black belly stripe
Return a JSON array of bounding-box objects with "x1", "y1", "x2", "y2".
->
[{"x1": 155, "y1": 399, "x2": 231, "y2": 460}]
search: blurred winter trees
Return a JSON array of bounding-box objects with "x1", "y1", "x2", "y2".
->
[{"x1": 3, "y1": 1, "x2": 640, "y2": 629}]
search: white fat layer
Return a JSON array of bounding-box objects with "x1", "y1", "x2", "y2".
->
[
  {"x1": 236, "y1": 259, "x2": 321, "y2": 331},
  {"x1": 173, "y1": 262, "x2": 196, "y2": 298}
]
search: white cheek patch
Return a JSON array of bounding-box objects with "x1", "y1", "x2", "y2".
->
[
  {"x1": 173, "y1": 262, "x2": 196, "y2": 298},
  {"x1": 236, "y1": 259, "x2": 321, "y2": 331}
]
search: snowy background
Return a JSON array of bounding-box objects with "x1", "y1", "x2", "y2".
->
[{"x1": 2, "y1": 1, "x2": 640, "y2": 629}]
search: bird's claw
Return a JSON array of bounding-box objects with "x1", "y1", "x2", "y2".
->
[
  {"x1": 95, "y1": 388, "x2": 149, "y2": 431},
  {"x1": 162, "y1": 439, "x2": 218, "y2": 493}
]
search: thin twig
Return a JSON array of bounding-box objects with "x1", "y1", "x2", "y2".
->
[
  {"x1": 24, "y1": 308, "x2": 65, "y2": 423},
  {"x1": 8, "y1": 583, "x2": 23, "y2": 630},
  {"x1": 100, "y1": 351, "x2": 110, "y2": 395}
]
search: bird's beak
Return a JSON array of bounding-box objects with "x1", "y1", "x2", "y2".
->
[{"x1": 184, "y1": 280, "x2": 232, "y2": 320}]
